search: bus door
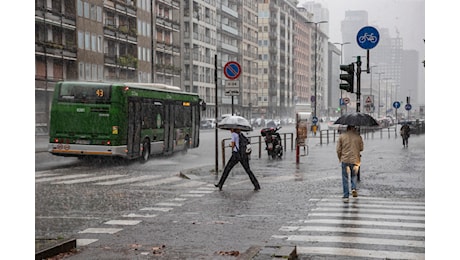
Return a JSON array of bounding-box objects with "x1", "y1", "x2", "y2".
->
[
  {"x1": 163, "y1": 102, "x2": 175, "y2": 155},
  {"x1": 127, "y1": 98, "x2": 142, "y2": 159}
]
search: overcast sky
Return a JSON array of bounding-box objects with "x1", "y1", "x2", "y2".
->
[{"x1": 300, "y1": 0, "x2": 425, "y2": 55}]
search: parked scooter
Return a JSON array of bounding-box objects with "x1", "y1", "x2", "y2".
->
[{"x1": 261, "y1": 126, "x2": 283, "y2": 159}]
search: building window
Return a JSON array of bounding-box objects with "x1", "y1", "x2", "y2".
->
[
  {"x1": 83, "y1": 2, "x2": 90, "y2": 19},
  {"x1": 97, "y1": 35, "x2": 103, "y2": 53},
  {"x1": 85, "y1": 63, "x2": 91, "y2": 80},
  {"x1": 77, "y1": 0, "x2": 83, "y2": 17},
  {"x1": 91, "y1": 33, "x2": 97, "y2": 52},
  {"x1": 85, "y1": 32, "x2": 90, "y2": 50},
  {"x1": 79, "y1": 62, "x2": 84, "y2": 79},
  {"x1": 97, "y1": 6, "x2": 102, "y2": 22},
  {"x1": 78, "y1": 31, "x2": 84, "y2": 49}
]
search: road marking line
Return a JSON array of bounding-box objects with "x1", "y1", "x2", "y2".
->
[
  {"x1": 78, "y1": 228, "x2": 122, "y2": 234},
  {"x1": 315, "y1": 202, "x2": 424, "y2": 210},
  {"x1": 77, "y1": 239, "x2": 98, "y2": 246},
  {"x1": 309, "y1": 212, "x2": 425, "y2": 221},
  {"x1": 287, "y1": 235, "x2": 424, "y2": 247},
  {"x1": 132, "y1": 176, "x2": 182, "y2": 186},
  {"x1": 35, "y1": 174, "x2": 93, "y2": 183},
  {"x1": 180, "y1": 194, "x2": 204, "y2": 197},
  {"x1": 311, "y1": 207, "x2": 424, "y2": 215},
  {"x1": 140, "y1": 207, "x2": 173, "y2": 212},
  {"x1": 296, "y1": 246, "x2": 424, "y2": 260},
  {"x1": 318, "y1": 197, "x2": 424, "y2": 206},
  {"x1": 297, "y1": 225, "x2": 425, "y2": 237},
  {"x1": 155, "y1": 202, "x2": 183, "y2": 207},
  {"x1": 104, "y1": 220, "x2": 142, "y2": 225},
  {"x1": 52, "y1": 174, "x2": 126, "y2": 184},
  {"x1": 95, "y1": 175, "x2": 162, "y2": 185},
  {"x1": 303, "y1": 218, "x2": 425, "y2": 228},
  {"x1": 122, "y1": 213, "x2": 157, "y2": 218}
]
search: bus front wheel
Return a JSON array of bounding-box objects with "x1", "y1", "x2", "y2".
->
[{"x1": 141, "y1": 141, "x2": 150, "y2": 162}]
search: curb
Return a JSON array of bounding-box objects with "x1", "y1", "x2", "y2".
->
[{"x1": 35, "y1": 238, "x2": 77, "y2": 260}]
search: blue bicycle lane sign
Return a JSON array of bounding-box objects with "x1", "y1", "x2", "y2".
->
[{"x1": 356, "y1": 26, "x2": 380, "y2": 50}]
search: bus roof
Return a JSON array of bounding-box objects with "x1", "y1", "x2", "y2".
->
[{"x1": 123, "y1": 82, "x2": 182, "y2": 92}]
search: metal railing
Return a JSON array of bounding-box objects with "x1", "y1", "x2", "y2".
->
[{"x1": 221, "y1": 133, "x2": 295, "y2": 166}]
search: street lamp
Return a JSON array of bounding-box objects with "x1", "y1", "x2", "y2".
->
[
  {"x1": 376, "y1": 72, "x2": 384, "y2": 117},
  {"x1": 333, "y1": 42, "x2": 350, "y2": 116},
  {"x1": 383, "y1": 78, "x2": 392, "y2": 117},
  {"x1": 369, "y1": 65, "x2": 377, "y2": 96},
  {"x1": 306, "y1": 20, "x2": 328, "y2": 121}
]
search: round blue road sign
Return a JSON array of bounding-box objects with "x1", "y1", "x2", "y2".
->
[
  {"x1": 223, "y1": 61, "x2": 241, "y2": 80},
  {"x1": 393, "y1": 101, "x2": 401, "y2": 109},
  {"x1": 312, "y1": 116, "x2": 318, "y2": 124},
  {"x1": 357, "y1": 26, "x2": 380, "y2": 50},
  {"x1": 405, "y1": 104, "x2": 412, "y2": 111}
]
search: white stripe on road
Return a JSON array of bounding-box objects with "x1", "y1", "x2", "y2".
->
[
  {"x1": 180, "y1": 194, "x2": 205, "y2": 197},
  {"x1": 140, "y1": 207, "x2": 173, "y2": 212},
  {"x1": 170, "y1": 180, "x2": 206, "y2": 188},
  {"x1": 95, "y1": 175, "x2": 163, "y2": 185},
  {"x1": 303, "y1": 218, "x2": 425, "y2": 228},
  {"x1": 132, "y1": 176, "x2": 182, "y2": 186},
  {"x1": 78, "y1": 228, "x2": 122, "y2": 234},
  {"x1": 308, "y1": 212, "x2": 425, "y2": 221},
  {"x1": 52, "y1": 174, "x2": 126, "y2": 184},
  {"x1": 287, "y1": 235, "x2": 424, "y2": 247},
  {"x1": 318, "y1": 197, "x2": 425, "y2": 206},
  {"x1": 296, "y1": 246, "x2": 425, "y2": 260},
  {"x1": 297, "y1": 225, "x2": 425, "y2": 237},
  {"x1": 104, "y1": 220, "x2": 142, "y2": 225},
  {"x1": 77, "y1": 239, "x2": 98, "y2": 246},
  {"x1": 155, "y1": 202, "x2": 183, "y2": 207},
  {"x1": 35, "y1": 174, "x2": 93, "y2": 183},
  {"x1": 315, "y1": 202, "x2": 424, "y2": 210},
  {"x1": 122, "y1": 213, "x2": 157, "y2": 218},
  {"x1": 311, "y1": 207, "x2": 424, "y2": 215}
]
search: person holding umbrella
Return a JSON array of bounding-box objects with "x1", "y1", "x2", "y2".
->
[
  {"x1": 336, "y1": 125, "x2": 363, "y2": 202},
  {"x1": 215, "y1": 128, "x2": 260, "y2": 191}
]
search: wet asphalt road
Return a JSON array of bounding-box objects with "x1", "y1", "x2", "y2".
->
[{"x1": 35, "y1": 126, "x2": 425, "y2": 259}]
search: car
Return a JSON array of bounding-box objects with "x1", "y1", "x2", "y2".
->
[{"x1": 200, "y1": 119, "x2": 216, "y2": 129}]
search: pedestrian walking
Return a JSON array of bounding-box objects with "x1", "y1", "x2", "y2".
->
[
  {"x1": 215, "y1": 128, "x2": 260, "y2": 191},
  {"x1": 336, "y1": 125, "x2": 363, "y2": 202},
  {"x1": 400, "y1": 123, "x2": 410, "y2": 147}
]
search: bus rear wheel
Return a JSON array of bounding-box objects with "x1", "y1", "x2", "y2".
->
[{"x1": 141, "y1": 141, "x2": 150, "y2": 163}]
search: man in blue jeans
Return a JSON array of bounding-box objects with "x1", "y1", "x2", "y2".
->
[{"x1": 336, "y1": 125, "x2": 363, "y2": 202}]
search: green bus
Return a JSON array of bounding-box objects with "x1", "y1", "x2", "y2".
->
[{"x1": 48, "y1": 81, "x2": 205, "y2": 161}]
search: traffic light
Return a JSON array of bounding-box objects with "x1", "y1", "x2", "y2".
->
[{"x1": 339, "y1": 63, "x2": 354, "y2": 93}]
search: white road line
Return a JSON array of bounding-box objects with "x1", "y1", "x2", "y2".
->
[
  {"x1": 52, "y1": 174, "x2": 126, "y2": 184},
  {"x1": 95, "y1": 175, "x2": 163, "y2": 185},
  {"x1": 132, "y1": 176, "x2": 182, "y2": 186},
  {"x1": 77, "y1": 239, "x2": 98, "y2": 246},
  {"x1": 296, "y1": 246, "x2": 425, "y2": 260},
  {"x1": 309, "y1": 212, "x2": 425, "y2": 221},
  {"x1": 122, "y1": 213, "x2": 157, "y2": 218},
  {"x1": 311, "y1": 207, "x2": 424, "y2": 215},
  {"x1": 318, "y1": 197, "x2": 425, "y2": 206},
  {"x1": 180, "y1": 194, "x2": 204, "y2": 197},
  {"x1": 78, "y1": 228, "x2": 122, "y2": 234},
  {"x1": 140, "y1": 207, "x2": 173, "y2": 212},
  {"x1": 155, "y1": 202, "x2": 183, "y2": 207},
  {"x1": 297, "y1": 225, "x2": 425, "y2": 237},
  {"x1": 188, "y1": 190, "x2": 214, "y2": 194},
  {"x1": 287, "y1": 235, "x2": 425, "y2": 247},
  {"x1": 35, "y1": 174, "x2": 93, "y2": 183},
  {"x1": 315, "y1": 202, "x2": 424, "y2": 210},
  {"x1": 303, "y1": 218, "x2": 425, "y2": 228},
  {"x1": 170, "y1": 180, "x2": 205, "y2": 188},
  {"x1": 104, "y1": 220, "x2": 142, "y2": 225}
]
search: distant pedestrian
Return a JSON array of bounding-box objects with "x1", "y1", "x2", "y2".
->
[
  {"x1": 336, "y1": 125, "x2": 363, "y2": 202},
  {"x1": 400, "y1": 123, "x2": 411, "y2": 147},
  {"x1": 215, "y1": 128, "x2": 260, "y2": 191}
]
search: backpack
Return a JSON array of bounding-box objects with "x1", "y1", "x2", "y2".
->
[{"x1": 238, "y1": 133, "x2": 252, "y2": 155}]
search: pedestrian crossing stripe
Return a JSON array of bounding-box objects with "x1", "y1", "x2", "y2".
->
[
  {"x1": 296, "y1": 246, "x2": 425, "y2": 260},
  {"x1": 52, "y1": 174, "x2": 125, "y2": 184},
  {"x1": 104, "y1": 220, "x2": 142, "y2": 225},
  {"x1": 79, "y1": 228, "x2": 122, "y2": 234},
  {"x1": 288, "y1": 235, "x2": 424, "y2": 247},
  {"x1": 272, "y1": 197, "x2": 425, "y2": 259},
  {"x1": 35, "y1": 173, "x2": 93, "y2": 183}
]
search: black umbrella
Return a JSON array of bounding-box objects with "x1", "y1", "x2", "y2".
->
[
  {"x1": 334, "y1": 112, "x2": 379, "y2": 126},
  {"x1": 217, "y1": 115, "x2": 253, "y2": 131}
]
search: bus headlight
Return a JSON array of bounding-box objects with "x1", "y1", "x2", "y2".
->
[{"x1": 112, "y1": 126, "x2": 118, "y2": 135}]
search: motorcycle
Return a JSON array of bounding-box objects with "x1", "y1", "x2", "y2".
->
[{"x1": 261, "y1": 126, "x2": 283, "y2": 159}]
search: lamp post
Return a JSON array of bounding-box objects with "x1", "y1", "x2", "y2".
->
[
  {"x1": 376, "y1": 72, "x2": 384, "y2": 117},
  {"x1": 383, "y1": 78, "x2": 392, "y2": 117},
  {"x1": 306, "y1": 20, "x2": 328, "y2": 121},
  {"x1": 333, "y1": 42, "x2": 350, "y2": 116}
]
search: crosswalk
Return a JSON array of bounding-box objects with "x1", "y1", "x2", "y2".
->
[{"x1": 271, "y1": 197, "x2": 425, "y2": 259}]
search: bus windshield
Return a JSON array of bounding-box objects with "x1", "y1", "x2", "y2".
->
[{"x1": 58, "y1": 82, "x2": 111, "y2": 104}]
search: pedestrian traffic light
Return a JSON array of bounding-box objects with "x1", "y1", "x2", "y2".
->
[{"x1": 339, "y1": 63, "x2": 354, "y2": 93}]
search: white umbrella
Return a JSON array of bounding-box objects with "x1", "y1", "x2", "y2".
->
[{"x1": 217, "y1": 115, "x2": 253, "y2": 131}]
